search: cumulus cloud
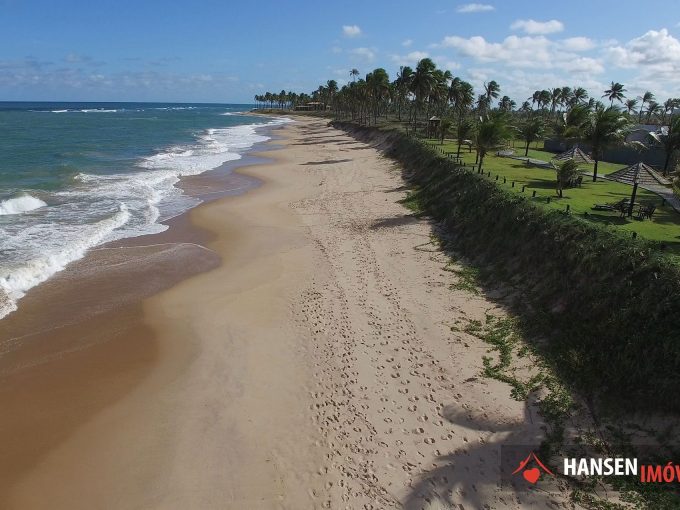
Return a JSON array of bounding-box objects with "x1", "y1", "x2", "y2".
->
[
  {"x1": 456, "y1": 3, "x2": 494, "y2": 13},
  {"x1": 559, "y1": 37, "x2": 596, "y2": 52},
  {"x1": 439, "y1": 34, "x2": 603, "y2": 74},
  {"x1": 342, "y1": 25, "x2": 362, "y2": 37},
  {"x1": 350, "y1": 47, "x2": 376, "y2": 62},
  {"x1": 402, "y1": 39, "x2": 413, "y2": 47},
  {"x1": 606, "y1": 28, "x2": 680, "y2": 69},
  {"x1": 604, "y1": 28, "x2": 680, "y2": 97},
  {"x1": 510, "y1": 19, "x2": 564, "y2": 35},
  {"x1": 390, "y1": 51, "x2": 429, "y2": 66}
]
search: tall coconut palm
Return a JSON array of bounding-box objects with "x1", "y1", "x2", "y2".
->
[
  {"x1": 661, "y1": 98, "x2": 680, "y2": 124},
  {"x1": 603, "y1": 81, "x2": 626, "y2": 106},
  {"x1": 571, "y1": 87, "x2": 589, "y2": 107},
  {"x1": 394, "y1": 66, "x2": 413, "y2": 121},
  {"x1": 638, "y1": 91, "x2": 655, "y2": 123},
  {"x1": 499, "y1": 95, "x2": 515, "y2": 112},
  {"x1": 581, "y1": 105, "x2": 630, "y2": 181},
  {"x1": 456, "y1": 118, "x2": 475, "y2": 157},
  {"x1": 439, "y1": 118, "x2": 454, "y2": 144},
  {"x1": 539, "y1": 90, "x2": 552, "y2": 112},
  {"x1": 475, "y1": 112, "x2": 512, "y2": 173},
  {"x1": 409, "y1": 58, "x2": 437, "y2": 131},
  {"x1": 517, "y1": 116, "x2": 545, "y2": 156},
  {"x1": 646, "y1": 100, "x2": 661, "y2": 123},
  {"x1": 648, "y1": 115, "x2": 680, "y2": 175},
  {"x1": 624, "y1": 98, "x2": 638, "y2": 116},
  {"x1": 449, "y1": 78, "x2": 475, "y2": 122},
  {"x1": 366, "y1": 68, "x2": 390, "y2": 124},
  {"x1": 550, "y1": 87, "x2": 562, "y2": 115},
  {"x1": 350, "y1": 68, "x2": 360, "y2": 82},
  {"x1": 483, "y1": 80, "x2": 500, "y2": 109}
]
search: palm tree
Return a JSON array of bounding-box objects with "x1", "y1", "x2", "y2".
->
[
  {"x1": 439, "y1": 118, "x2": 453, "y2": 144},
  {"x1": 539, "y1": 90, "x2": 552, "y2": 112},
  {"x1": 571, "y1": 87, "x2": 589, "y2": 108},
  {"x1": 394, "y1": 66, "x2": 413, "y2": 121},
  {"x1": 499, "y1": 95, "x2": 515, "y2": 112},
  {"x1": 449, "y1": 78, "x2": 475, "y2": 117},
  {"x1": 350, "y1": 68, "x2": 360, "y2": 82},
  {"x1": 646, "y1": 101, "x2": 661, "y2": 123},
  {"x1": 475, "y1": 112, "x2": 512, "y2": 173},
  {"x1": 603, "y1": 81, "x2": 626, "y2": 106},
  {"x1": 581, "y1": 105, "x2": 630, "y2": 181},
  {"x1": 648, "y1": 115, "x2": 680, "y2": 175},
  {"x1": 550, "y1": 87, "x2": 562, "y2": 115},
  {"x1": 661, "y1": 98, "x2": 680, "y2": 124},
  {"x1": 556, "y1": 159, "x2": 580, "y2": 197},
  {"x1": 638, "y1": 91, "x2": 655, "y2": 123},
  {"x1": 366, "y1": 68, "x2": 390, "y2": 124},
  {"x1": 456, "y1": 119, "x2": 475, "y2": 157},
  {"x1": 409, "y1": 58, "x2": 436, "y2": 131},
  {"x1": 624, "y1": 98, "x2": 638, "y2": 116},
  {"x1": 517, "y1": 116, "x2": 545, "y2": 156}
]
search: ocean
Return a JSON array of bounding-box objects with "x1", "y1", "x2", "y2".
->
[{"x1": 0, "y1": 102, "x2": 288, "y2": 319}]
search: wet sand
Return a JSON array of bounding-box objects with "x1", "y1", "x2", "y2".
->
[{"x1": 0, "y1": 117, "x2": 569, "y2": 509}]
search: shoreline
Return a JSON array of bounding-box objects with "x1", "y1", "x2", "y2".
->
[{"x1": 1, "y1": 117, "x2": 569, "y2": 508}]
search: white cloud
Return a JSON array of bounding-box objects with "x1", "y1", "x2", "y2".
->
[
  {"x1": 510, "y1": 19, "x2": 564, "y2": 35},
  {"x1": 402, "y1": 39, "x2": 413, "y2": 47},
  {"x1": 331, "y1": 46, "x2": 343, "y2": 54},
  {"x1": 350, "y1": 47, "x2": 376, "y2": 62},
  {"x1": 606, "y1": 28, "x2": 680, "y2": 69},
  {"x1": 390, "y1": 51, "x2": 429, "y2": 66},
  {"x1": 559, "y1": 37, "x2": 596, "y2": 52},
  {"x1": 432, "y1": 56, "x2": 461, "y2": 71},
  {"x1": 605, "y1": 28, "x2": 680, "y2": 97},
  {"x1": 342, "y1": 25, "x2": 362, "y2": 38},
  {"x1": 439, "y1": 34, "x2": 603, "y2": 75},
  {"x1": 456, "y1": 3, "x2": 494, "y2": 13}
]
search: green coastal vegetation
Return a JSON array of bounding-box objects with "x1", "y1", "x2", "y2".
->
[
  {"x1": 255, "y1": 59, "x2": 680, "y2": 253},
  {"x1": 257, "y1": 60, "x2": 680, "y2": 506}
]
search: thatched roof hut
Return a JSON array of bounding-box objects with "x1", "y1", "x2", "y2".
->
[
  {"x1": 607, "y1": 162, "x2": 671, "y2": 186},
  {"x1": 552, "y1": 146, "x2": 594, "y2": 164}
]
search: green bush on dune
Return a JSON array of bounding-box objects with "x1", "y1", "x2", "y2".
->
[{"x1": 333, "y1": 120, "x2": 680, "y2": 414}]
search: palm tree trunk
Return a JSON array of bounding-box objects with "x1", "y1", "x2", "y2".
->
[
  {"x1": 525, "y1": 140, "x2": 530, "y2": 157},
  {"x1": 593, "y1": 159, "x2": 599, "y2": 182}
]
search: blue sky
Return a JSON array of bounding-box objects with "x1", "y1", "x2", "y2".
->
[{"x1": 1, "y1": 0, "x2": 679, "y2": 103}]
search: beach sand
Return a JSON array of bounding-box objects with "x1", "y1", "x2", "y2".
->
[{"x1": 0, "y1": 117, "x2": 568, "y2": 508}]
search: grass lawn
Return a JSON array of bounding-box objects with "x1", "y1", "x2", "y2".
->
[{"x1": 426, "y1": 138, "x2": 680, "y2": 253}]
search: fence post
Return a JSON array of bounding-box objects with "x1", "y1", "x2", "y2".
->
[{"x1": 532, "y1": 190, "x2": 537, "y2": 197}]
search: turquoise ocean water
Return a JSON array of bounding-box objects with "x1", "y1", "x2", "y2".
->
[{"x1": 0, "y1": 102, "x2": 287, "y2": 319}]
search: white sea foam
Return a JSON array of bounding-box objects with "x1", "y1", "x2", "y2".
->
[
  {"x1": 0, "y1": 204, "x2": 130, "y2": 304},
  {"x1": 0, "y1": 195, "x2": 47, "y2": 215},
  {"x1": 0, "y1": 117, "x2": 291, "y2": 320}
]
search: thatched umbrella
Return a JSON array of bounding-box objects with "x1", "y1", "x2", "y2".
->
[
  {"x1": 552, "y1": 146, "x2": 594, "y2": 164},
  {"x1": 608, "y1": 162, "x2": 669, "y2": 217},
  {"x1": 607, "y1": 162, "x2": 670, "y2": 186}
]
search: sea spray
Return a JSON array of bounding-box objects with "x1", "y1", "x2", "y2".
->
[{"x1": 0, "y1": 195, "x2": 47, "y2": 215}]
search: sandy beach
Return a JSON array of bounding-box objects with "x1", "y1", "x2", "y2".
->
[{"x1": 0, "y1": 117, "x2": 568, "y2": 509}]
